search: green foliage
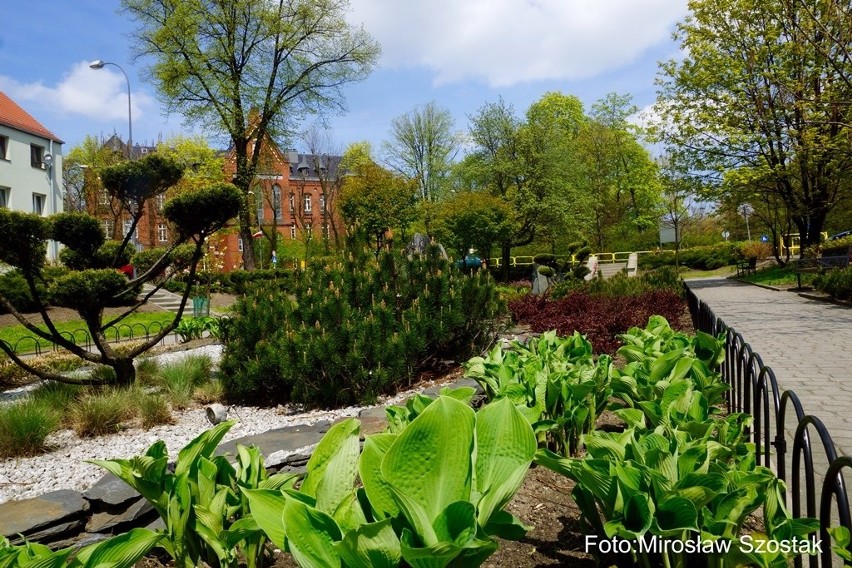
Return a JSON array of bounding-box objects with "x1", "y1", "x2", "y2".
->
[
  {"x1": 163, "y1": 183, "x2": 242, "y2": 239},
  {"x1": 639, "y1": 244, "x2": 740, "y2": 270},
  {"x1": 0, "y1": 209, "x2": 50, "y2": 276},
  {"x1": 0, "y1": 528, "x2": 164, "y2": 568},
  {"x1": 821, "y1": 235, "x2": 852, "y2": 257},
  {"x1": 465, "y1": 331, "x2": 611, "y2": 457},
  {"x1": 739, "y1": 241, "x2": 771, "y2": 261},
  {"x1": 139, "y1": 393, "x2": 174, "y2": 429},
  {"x1": 89, "y1": 421, "x2": 299, "y2": 568},
  {"x1": 245, "y1": 396, "x2": 535, "y2": 568},
  {"x1": 550, "y1": 268, "x2": 683, "y2": 300},
  {"x1": 48, "y1": 269, "x2": 129, "y2": 317},
  {"x1": 221, "y1": 247, "x2": 503, "y2": 407},
  {"x1": 132, "y1": 243, "x2": 196, "y2": 276},
  {"x1": 51, "y1": 212, "x2": 105, "y2": 260},
  {"x1": 814, "y1": 267, "x2": 852, "y2": 301},
  {"x1": 431, "y1": 191, "x2": 514, "y2": 260},
  {"x1": 0, "y1": 399, "x2": 60, "y2": 458},
  {"x1": 70, "y1": 388, "x2": 136, "y2": 437},
  {"x1": 0, "y1": 270, "x2": 40, "y2": 313},
  {"x1": 175, "y1": 316, "x2": 221, "y2": 342},
  {"x1": 100, "y1": 154, "x2": 184, "y2": 207}
]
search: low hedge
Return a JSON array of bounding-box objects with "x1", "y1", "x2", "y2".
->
[{"x1": 814, "y1": 267, "x2": 852, "y2": 301}]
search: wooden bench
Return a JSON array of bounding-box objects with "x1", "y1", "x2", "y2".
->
[{"x1": 736, "y1": 259, "x2": 757, "y2": 277}]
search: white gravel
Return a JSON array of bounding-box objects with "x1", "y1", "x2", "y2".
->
[{"x1": 0, "y1": 345, "x2": 429, "y2": 504}]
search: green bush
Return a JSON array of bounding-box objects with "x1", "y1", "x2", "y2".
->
[
  {"x1": 638, "y1": 244, "x2": 740, "y2": 270},
  {"x1": 70, "y1": 388, "x2": 136, "y2": 437},
  {"x1": 814, "y1": 267, "x2": 852, "y2": 300},
  {"x1": 138, "y1": 393, "x2": 173, "y2": 429},
  {"x1": 0, "y1": 400, "x2": 60, "y2": 457},
  {"x1": 549, "y1": 266, "x2": 684, "y2": 300},
  {"x1": 132, "y1": 243, "x2": 195, "y2": 276},
  {"x1": 0, "y1": 270, "x2": 40, "y2": 313},
  {"x1": 821, "y1": 235, "x2": 852, "y2": 258},
  {"x1": 220, "y1": 246, "x2": 504, "y2": 407}
]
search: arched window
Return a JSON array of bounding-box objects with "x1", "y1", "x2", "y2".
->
[{"x1": 272, "y1": 184, "x2": 282, "y2": 221}]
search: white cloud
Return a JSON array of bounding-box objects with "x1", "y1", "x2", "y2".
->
[
  {"x1": 0, "y1": 61, "x2": 156, "y2": 123},
  {"x1": 348, "y1": 0, "x2": 688, "y2": 87}
]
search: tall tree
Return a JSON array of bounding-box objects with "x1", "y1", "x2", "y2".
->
[
  {"x1": 338, "y1": 143, "x2": 418, "y2": 255},
  {"x1": 431, "y1": 191, "x2": 514, "y2": 264},
  {"x1": 382, "y1": 101, "x2": 459, "y2": 201},
  {"x1": 122, "y1": 0, "x2": 380, "y2": 268},
  {"x1": 301, "y1": 124, "x2": 345, "y2": 250},
  {"x1": 655, "y1": 0, "x2": 852, "y2": 251}
]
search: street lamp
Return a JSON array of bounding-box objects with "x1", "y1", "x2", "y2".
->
[
  {"x1": 89, "y1": 60, "x2": 132, "y2": 160},
  {"x1": 741, "y1": 203, "x2": 753, "y2": 241}
]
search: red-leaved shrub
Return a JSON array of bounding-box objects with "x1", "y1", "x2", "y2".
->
[{"x1": 509, "y1": 290, "x2": 687, "y2": 354}]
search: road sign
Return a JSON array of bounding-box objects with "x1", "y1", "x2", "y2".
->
[
  {"x1": 722, "y1": 230, "x2": 730, "y2": 240},
  {"x1": 760, "y1": 235, "x2": 769, "y2": 243}
]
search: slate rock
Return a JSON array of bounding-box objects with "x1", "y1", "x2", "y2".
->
[
  {"x1": 87, "y1": 498, "x2": 155, "y2": 533},
  {"x1": 217, "y1": 422, "x2": 330, "y2": 466},
  {"x1": 83, "y1": 473, "x2": 142, "y2": 508},
  {"x1": 0, "y1": 490, "x2": 89, "y2": 541}
]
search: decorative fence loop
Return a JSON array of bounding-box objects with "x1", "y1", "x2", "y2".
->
[
  {"x1": 685, "y1": 284, "x2": 851, "y2": 567},
  {"x1": 9, "y1": 321, "x2": 181, "y2": 357}
]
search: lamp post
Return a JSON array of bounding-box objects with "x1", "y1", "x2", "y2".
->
[{"x1": 89, "y1": 60, "x2": 132, "y2": 159}]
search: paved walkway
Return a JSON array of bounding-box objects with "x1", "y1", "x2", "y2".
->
[{"x1": 686, "y1": 277, "x2": 852, "y2": 457}]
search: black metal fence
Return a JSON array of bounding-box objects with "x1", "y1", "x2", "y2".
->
[
  {"x1": 686, "y1": 285, "x2": 851, "y2": 567},
  {"x1": 11, "y1": 321, "x2": 177, "y2": 357}
]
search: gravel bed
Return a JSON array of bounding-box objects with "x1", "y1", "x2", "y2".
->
[{"x1": 0, "y1": 345, "x2": 429, "y2": 504}]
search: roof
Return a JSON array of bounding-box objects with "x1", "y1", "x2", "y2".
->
[{"x1": 0, "y1": 90, "x2": 63, "y2": 143}]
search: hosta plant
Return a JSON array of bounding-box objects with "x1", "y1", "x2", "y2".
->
[
  {"x1": 89, "y1": 421, "x2": 298, "y2": 568},
  {"x1": 0, "y1": 528, "x2": 162, "y2": 567},
  {"x1": 464, "y1": 330, "x2": 611, "y2": 456},
  {"x1": 244, "y1": 395, "x2": 537, "y2": 567}
]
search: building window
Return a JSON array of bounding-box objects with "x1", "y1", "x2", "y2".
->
[
  {"x1": 99, "y1": 190, "x2": 110, "y2": 206},
  {"x1": 290, "y1": 225, "x2": 296, "y2": 240},
  {"x1": 322, "y1": 223, "x2": 330, "y2": 239},
  {"x1": 123, "y1": 219, "x2": 138, "y2": 240},
  {"x1": 158, "y1": 223, "x2": 168, "y2": 242},
  {"x1": 0, "y1": 136, "x2": 8, "y2": 160},
  {"x1": 255, "y1": 187, "x2": 264, "y2": 223},
  {"x1": 30, "y1": 145, "x2": 44, "y2": 169},
  {"x1": 156, "y1": 193, "x2": 166, "y2": 210},
  {"x1": 32, "y1": 193, "x2": 45, "y2": 215},
  {"x1": 102, "y1": 220, "x2": 114, "y2": 238},
  {"x1": 319, "y1": 193, "x2": 326, "y2": 213},
  {"x1": 304, "y1": 194, "x2": 312, "y2": 213},
  {"x1": 238, "y1": 237, "x2": 243, "y2": 252},
  {"x1": 288, "y1": 193, "x2": 295, "y2": 213},
  {"x1": 306, "y1": 224, "x2": 313, "y2": 238},
  {"x1": 272, "y1": 184, "x2": 282, "y2": 221},
  {"x1": 0, "y1": 187, "x2": 8, "y2": 208}
]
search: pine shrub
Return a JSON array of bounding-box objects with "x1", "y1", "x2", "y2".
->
[{"x1": 220, "y1": 246, "x2": 503, "y2": 407}]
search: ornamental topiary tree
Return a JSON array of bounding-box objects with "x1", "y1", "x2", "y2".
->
[{"x1": 0, "y1": 155, "x2": 241, "y2": 386}]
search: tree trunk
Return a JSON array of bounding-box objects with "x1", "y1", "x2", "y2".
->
[{"x1": 112, "y1": 358, "x2": 136, "y2": 387}]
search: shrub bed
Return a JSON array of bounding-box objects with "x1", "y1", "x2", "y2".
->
[
  {"x1": 509, "y1": 289, "x2": 687, "y2": 354},
  {"x1": 638, "y1": 243, "x2": 740, "y2": 270},
  {"x1": 814, "y1": 266, "x2": 852, "y2": 301},
  {"x1": 219, "y1": 246, "x2": 504, "y2": 407}
]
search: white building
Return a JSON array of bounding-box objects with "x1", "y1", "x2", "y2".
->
[{"x1": 0, "y1": 90, "x2": 64, "y2": 260}]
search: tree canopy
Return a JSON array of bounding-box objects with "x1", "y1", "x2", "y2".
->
[
  {"x1": 655, "y1": 0, "x2": 852, "y2": 250},
  {"x1": 122, "y1": 0, "x2": 380, "y2": 268}
]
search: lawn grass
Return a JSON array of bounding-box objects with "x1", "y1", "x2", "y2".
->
[
  {"x1": 0, "y1": 312, "x2": 175, "y2": 355},
  {"x1": 741, "y1": 263, "x2": 815, "y2": 287},
  {"x1": 680, "y1": 265, "x2": 738, "y2": 279}
]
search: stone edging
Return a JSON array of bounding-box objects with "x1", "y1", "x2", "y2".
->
[{"x1": 0, "y1": 378, "x2": 482, "y2": 550}]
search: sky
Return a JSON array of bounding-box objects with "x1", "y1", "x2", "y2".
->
[{"x1": 0, "y1": 0, "x2": 688, "y2": 158}]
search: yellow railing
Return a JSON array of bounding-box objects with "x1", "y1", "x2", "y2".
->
[{"x1": 492, "y1": 251, "x2": 655, "y2": 268}]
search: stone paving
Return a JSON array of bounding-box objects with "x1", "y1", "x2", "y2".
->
[{"x1": 686, "y1": 277, "x2": 852, "y2": 457}]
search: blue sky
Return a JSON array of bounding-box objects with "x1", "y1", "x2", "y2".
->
[{"x1": 0, "y1": 0, "x2": 688, "y2": 157}]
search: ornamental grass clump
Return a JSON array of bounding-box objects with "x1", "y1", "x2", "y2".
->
[
  {"x1": 0, "y1": 399, "x2": 60, "y2": 457},
  {"x1": 220, "y1": 245, "x2": 503, "y2": 407}
]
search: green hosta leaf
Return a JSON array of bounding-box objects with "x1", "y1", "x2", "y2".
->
[
  {"x1": 399, "y1": 527, "x2": 498, "y2": 568},
  {"x1": 382, "y1": 397, "x2": 475, "y2": 540},
  {"x1": 474, "y1": 397, "x2": 536, "y2": 527},
  {"x1": 828, "y1": 526, "x2": 852, "y2": 562},
  {"x1": 693, "y1": 331, "x2": 724, "y2": 367},
  {"x1": 483, "y1": 509, "x2": 531, "y2": 541},
  {"x1": 605, "y1": 492, "x2": 654, "y2": 540},
  {"x1": 336, "y1": 519, "x2": 401, "y2": 568},
  {"x1": 241, "y1": 488, "x2": 288, "y2": 549},
  {"x1": 652, "y1": 497, "x2": 698, "y2": 537},
  {"x1": 439, "y1": 385, "x2": 477, "y2": 404},
  {"x1": 331, "y1": 489, "x2": 369, "y2": 534},
  {"x1": 613, "y1": 408, "x2": 645, "y2": 429},
  {"x1": 359, "y1": 433, "x2": 399, "y2": 519},
  {"x1": 649, "y1": 349, "x2": 685, "y2": 383},
  {"x1": 175, "y1": 420, "x2": 235, "y2": 477},
  {"x1": 281, "y1": 490, "x2": 342, "y2": 568},
  {"x1": 302, "y1": 418, "x2": 361, "y2": 510},
  {"x1": 584, "y1": 430, "x2": 631, "y2": 462}
]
